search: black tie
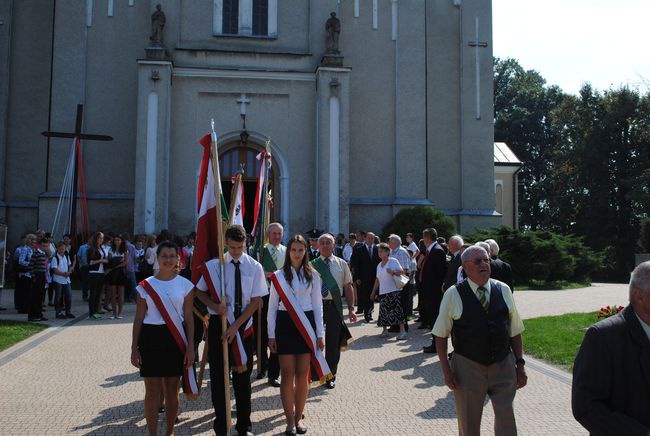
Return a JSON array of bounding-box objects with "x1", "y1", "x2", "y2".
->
[{"x1": 233, "y1": 260, "x2": 242, "y2": 319}]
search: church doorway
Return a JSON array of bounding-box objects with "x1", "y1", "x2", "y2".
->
[{"x1": 219, "y1": 142, "x2": 277, "y2": 234}]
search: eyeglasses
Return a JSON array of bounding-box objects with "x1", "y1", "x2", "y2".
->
[
  {"x1": 471, "y1": 258, "x2": 490, "y2": 265},
  {"x1": 159, "y1": 255, "x2": 178, "y2": 260}
]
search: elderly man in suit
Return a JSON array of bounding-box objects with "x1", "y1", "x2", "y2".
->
[
  {"x1": 485, "y1": 239, "x2": 514, "y2": 292},
  {"x1": 443, "y1": 235, "x2": 464, "y2": 292},
  {"x1": 418, "y1": 228, "x2": 447, "y2": 333},
  {"x1": 350, "y1": 231, "x2": 380, "y2": 322},
  {"x1": 572, "y1": 261, "x2": 650, "y2": 435},
  {"x1": 434, "y1": 245, "x2": 527, "y2": 436}
]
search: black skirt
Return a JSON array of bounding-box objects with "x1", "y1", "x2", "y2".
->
[
  {"x1": 275, "y1": 310, "x2": 316, "y2": 355},
  {"x1": 106, "y1": 266, "x2": 127, "y2": 286},
  {"x1": 138, "y1": 324, "x2": 184, "y2": 377}
]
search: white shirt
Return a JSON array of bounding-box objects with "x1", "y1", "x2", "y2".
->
[
  {"x1": 342, "y1": 243, "x2": 354, "y2": 263},
  {"x1": 268, "y1": 267, "x2": 325, "y2": 339},
  {"x1": 318, "y1": 255, "x2": 353, "y2": 300},
  {"x1": 195, "y1": 252, "x2": 268, "y2": 315},
  {"x1": 145, "y1": 246, "x2": 159, "y2": 271},
  {"x1": 432, "y1": 278, "x2": 525, "y2": 339},
  {"x1": 376, "y1": 257, "x2": 403, "y2": 295},
  {"x1": 407, "y1": 241, "x2": 419, "y2": 256},
  {"x1": 50, "y1": 253, "x2": 72, "y2": 285},
  {"x1": 137, "y1": 275, "x2": 194, "y2": 325},
  {"x1": 267, "y1": 243, "x2": 287, "y2": 270},
  {"x1": 90, "y1": 246, "x2": 107, "y2": 274}
]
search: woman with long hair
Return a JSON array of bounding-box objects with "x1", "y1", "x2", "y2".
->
[
  {"x1": 131, "y1": 241, "x2": 195, "y2": 436},
  {"x1": 87, "y1": 232, "x2": 108, "y2": 320},
  {"x1": 106, "y1": 234, "x2": 128, "y2": 319},
  {"x1": 267, "y1": 235, "x2": 325, "y2": 435}
]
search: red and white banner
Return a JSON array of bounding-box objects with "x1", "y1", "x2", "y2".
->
[
  {"x1": 201, "y1": 260, "x2": 254, "y2": 373},
  {"x1": 192, "y1": 134, "x2": 221, "y2": 285},
  {"x1": 269, "y1": 272, "x2": 332, "y2": 385},
  {"x1": 229, "y1": 174, "x2": 245, "y2": 227},
  {"x1": 140, "y1": 279, "x2": 199, "y2": 397},
  {"x1": 251, "y1": 150, "x2": 271, "y2": 238}
]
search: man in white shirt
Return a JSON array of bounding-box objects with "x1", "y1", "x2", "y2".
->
[
  {"x1": 195, "y1": 225, "x2": 268, "y2": 436},
  {"x1": 433, "y1": 245, "x2": 527, "y2": 436},
  {"x1": 312, "y1": 233, "x2": 357, "y2": 389},
  {"x1": 258, "y1": 222, "x2": 286, "y2": 386}
]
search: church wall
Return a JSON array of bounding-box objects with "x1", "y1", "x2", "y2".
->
[
  {"x1": 343, "y1": 0, "x2": 396, "y2": 201},
  {"x1": 168, "y1": 74, "x2": 317, "y2": 237},
  {"x1": 4, "y1": 0, "x2": 54, "y2": 243},
  {"x1": 426, "y1": 1, "x2": 462, "y2": 211}
]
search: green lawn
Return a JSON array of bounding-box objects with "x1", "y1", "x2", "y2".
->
[
  {"x1": 514, "y1": 280, "x2": 590, "y2": 291},
  {"x1": 523, "y1": 312, "x2": 596, "y2": 370},
  {"x1": 0, "y1": 320, "x2": 48, "y2": 352}
]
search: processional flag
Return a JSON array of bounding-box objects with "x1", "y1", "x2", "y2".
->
[
  {"x1": 251, "y1": 142, "x2": 272, "y2": 261},
  {"x1": 191, "y1": 133, "x2": 230, "y2": 285},
  {"x1": 229, "y1": 171, "x2": 245, "y2": 227}
]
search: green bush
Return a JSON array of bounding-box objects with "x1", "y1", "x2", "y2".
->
[
  {"x1": 465, "y1": 226, "x2": 603, "y2": 285},
  {"x1": 381, "y1": 206, "x2": 456, "y2": 241},
  {"x1": 638, "y1": 218, "x2": 650, "y2": 252}
]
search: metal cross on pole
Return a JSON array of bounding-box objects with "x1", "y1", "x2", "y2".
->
[
  {"x1": 41, "y1": 103, "x2": 113, "y2": 241},
  {"x1": 468, "y1": 16, "x2": 488, "y2": 120}
]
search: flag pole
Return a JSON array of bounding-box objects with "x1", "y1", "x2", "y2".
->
[
  {"x1": 210, "y1": 120, "x2": 232, "y2": 435},
  {"x1": 257, "y1": 138, "x2": 272, "y2": 375}
]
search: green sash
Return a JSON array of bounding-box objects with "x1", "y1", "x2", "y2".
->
[
  {"x1": 311, "y1": 257, "x2": 353, "y2": 350},
  {"x1": 262, "y1": 245, "x2": 278, "y2": 273},
  {"x1": 311, "y1": 257, "x2": 343, "y2": 317}
]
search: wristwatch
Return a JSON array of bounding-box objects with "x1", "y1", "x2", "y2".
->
[{"x1": 515, "y1": 357, "x2": 526, "y2": 366}]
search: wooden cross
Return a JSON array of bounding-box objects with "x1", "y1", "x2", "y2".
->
[
  {"x1": 468, "y1": 16, "x2": 488, "y2": 120},
  {"x1": 41, "y1": 103, "x2": 113, "y2": 238}
]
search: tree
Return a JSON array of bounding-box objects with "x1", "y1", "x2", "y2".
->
[{"x1": 381, "y1": 207, "x2": 456, "y2": 241}]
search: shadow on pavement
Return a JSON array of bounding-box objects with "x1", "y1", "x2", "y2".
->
[{"x1": 416, "y1": 390, "x2": 457, "y2": 420}]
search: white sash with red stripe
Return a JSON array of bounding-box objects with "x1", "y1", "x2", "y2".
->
[
  {"x1": 201, "y1": 261, "x2": 253, "y2": 373},
  {"x1": 269, "y1": 271, "x2": 333, "y2": 385},
  {"x1": 140, "y1": 279, "x2": 199, "y2": 398}
]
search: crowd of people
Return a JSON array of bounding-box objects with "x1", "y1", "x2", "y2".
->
[
  {"x1": 5, "y1": 229, "x2": 195, "y2": 322},
  {"x1": 120, "y1": 222, "x2": 524, "y2": 436}
]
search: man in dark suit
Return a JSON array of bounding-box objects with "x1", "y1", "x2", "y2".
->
[
  {"x1": 418, "y1": 228, "x2": 447, "y2": 336},
  {"x1": 486, "y1": 239, "x2": 514, "y2": 292},
  {"x1": 306, "y1": 228, "x2": 321, "y2": 260},
  {"x1": 443, "y1": 235, "x2": 464, "y2": 292},
  {"x1": 350, "y1": 231, "x2": 380, "y2": 322},
  {"x1": 572, "y1": 261, "x2": 650, "y2": 434}
]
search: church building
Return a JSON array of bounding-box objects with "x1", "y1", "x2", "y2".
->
[{"x1": 0, "y1": 0, "x2": 502, "y2": 244}]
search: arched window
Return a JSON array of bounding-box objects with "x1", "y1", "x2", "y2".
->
[{"x1": 219, "y1": 144, "x2": 276, "y2": 231}]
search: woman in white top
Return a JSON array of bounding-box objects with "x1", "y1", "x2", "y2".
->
[
  {"x1": 51, "y1": 241, "x2": 74, "y2": 319},
  {"x1": 87, "y1": 232, "x2": 109, "y2": 320},
  {"x1": 370, "y1": 242, "x2": 407, "y2": 340},
  {"x1": 131, "y1": 241, "x2": 195, "y2": 436},
  {"x1": 268, "y1": 235, "x2": 324, "y2": 435},
  {"x1": 144, "y1": 234, "x2": 158, "y2": 276}
]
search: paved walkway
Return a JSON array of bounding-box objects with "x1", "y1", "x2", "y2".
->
[{"x1": 0, "y1": 283, "x2": 628, "y2": 435}]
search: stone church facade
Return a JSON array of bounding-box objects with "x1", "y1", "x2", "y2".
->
[{"x1": 0, "y1": 0, "x2": 501, "y2": 244}]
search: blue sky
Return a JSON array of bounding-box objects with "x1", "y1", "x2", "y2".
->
[{"x1": 493, "y1": 0, "x2": 650, "y2": 94}]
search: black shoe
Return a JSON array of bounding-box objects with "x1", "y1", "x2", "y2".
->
[
  {"x1": 284, "y1": 429, "x2": 296, "y2": 436},
  {"x1": 65, "y1": 313, "x2": 76, "y2": 319},
  {"x1": 423, "y1": 345, "x2": 437, "y2": 354},
  {"x1": 268, "y1": 378, "x2": 280, "y2": 387},
  {"x1": 296, "y1": 424, "x2": 307, "y2": 434},
  {"x1": 256, "y1": 370, "x2": 266, "y2": 380},
  {"x1": 355, "y1": 309, "x2": 363, "y2": 314},
  {"x1": 325, "y1": 379, "x2": 335, "y2": 389},
  {"x1": 56, "y1": 313, "x2": 66, "y2": 319}
]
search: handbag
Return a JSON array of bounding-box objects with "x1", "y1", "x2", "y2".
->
[{"x1": 393, "y1": 273, "x2": 409, "y2": 289}]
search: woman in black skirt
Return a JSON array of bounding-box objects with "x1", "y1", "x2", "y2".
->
[
  {"x1": 268, "y1": 235, "x2": 324, "y2": 435},
  {"x1": 131, "y1": 241, "x2": 195, "y2": 436},
  {"x1": 106, "y1": 234, "x2": 128, "y2": 319}
]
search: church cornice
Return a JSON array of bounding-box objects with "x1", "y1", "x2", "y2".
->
[{"x1": 173, "y1": 67, "x2": 315, "y2": 82}]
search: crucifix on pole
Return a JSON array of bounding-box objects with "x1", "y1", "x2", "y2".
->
[
  {"x1": 41, "y1": 103, "x2": 113, "y2": 241},
  {"x1": 468, "y1": 15, "x2": 488, "y2": 120}
]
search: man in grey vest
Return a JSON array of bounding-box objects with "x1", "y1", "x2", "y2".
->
[{"x1": 433, "y1": 245, "x2": 527, "y2": 436}]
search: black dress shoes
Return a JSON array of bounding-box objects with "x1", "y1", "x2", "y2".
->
[
  {"x1": 325, "y1": 379, "x2": 335, "y2": 389},
  {"x1": 256, "y1": 370, "x2": 266, "y2": 380},
  {"x1": 268, "y1": 377, "x2": 281, "y2": 387},
  {"x1": 422, "y1": 344, "x2": 437, "y2": 354}
]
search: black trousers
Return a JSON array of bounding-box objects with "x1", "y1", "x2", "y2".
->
[
  {"x1": 356, "y1": 279, "x2": 374, "y2": 317},
  {"x1": 254, "y1": 295, "x2": 279, "y2": 379},
  {"x1": 323, "y1": 301, "x2": 342, "y2": 376},
  {"x1": 208, "y1": 315, "x2": 254, "y2": 435},
  {"x1": 28, "y1": 274, "x2": 45, "y2": 320},
  {"x1": 88, "y1": 273, "x2": 105, "y2": 316},
  {"x1": 15, "y1": 275, "x2": 31, "y2": 312}
]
